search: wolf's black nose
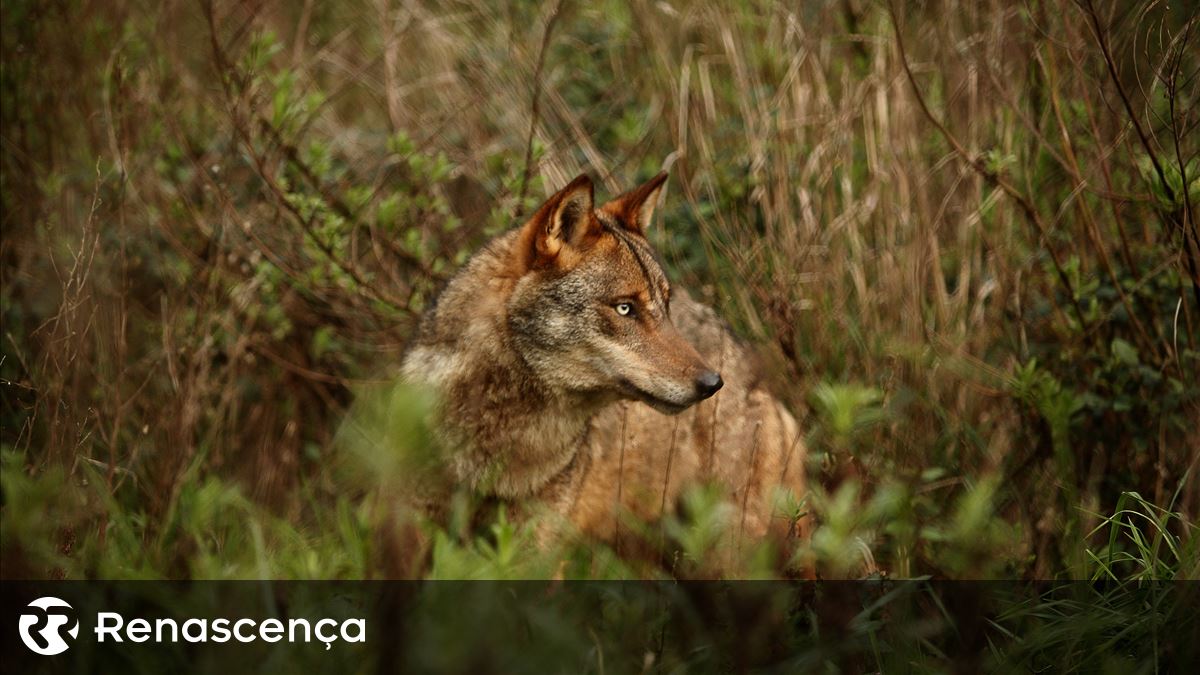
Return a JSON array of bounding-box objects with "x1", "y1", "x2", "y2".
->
[{"x1": 695, "y1": 371, "x2": 724, "y2": 399}]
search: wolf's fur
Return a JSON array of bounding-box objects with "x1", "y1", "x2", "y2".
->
[{"x1": 401, "y1": 172, "x2": 807, "y2": 566}]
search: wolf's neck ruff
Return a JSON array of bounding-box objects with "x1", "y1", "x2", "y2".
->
[{"x1": 401, "y1": 228, "x2": 609, "y2": 498}]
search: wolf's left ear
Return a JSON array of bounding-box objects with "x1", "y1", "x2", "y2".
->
[
  {"x1": 601, "y1": 172, "x2": 669, "y2": 235},
  {"x1": 526, "y1": 173, "x2": 598, "y2": 265}
]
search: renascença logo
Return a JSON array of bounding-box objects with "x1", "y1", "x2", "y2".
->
[
  {"x1": 19, "y1": 597, "x2": 80, "y2": 655},
  {"x1": 16, "y1": 597, "x2": 366, "y2": 654}
]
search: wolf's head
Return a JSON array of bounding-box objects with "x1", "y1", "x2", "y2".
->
[{"x1": 506, "y1": 173, "x2": 722, "y2": 415}]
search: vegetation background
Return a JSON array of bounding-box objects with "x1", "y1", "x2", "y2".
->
[{"x1": 1, "y1": 0, "x2": 1198, "y2": 664}]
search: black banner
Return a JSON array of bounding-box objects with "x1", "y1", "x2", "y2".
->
[{"x1": 3, "y1": 581, "x2": 1198, "y2": 673}]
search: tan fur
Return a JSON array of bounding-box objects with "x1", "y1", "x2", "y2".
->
[{"x1": 400, "y1": 173, "x2": 809, "y2": 572}]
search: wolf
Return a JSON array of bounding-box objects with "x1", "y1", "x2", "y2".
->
[{"x1": 400, "y1": 172, "x2": 808, "y2": 571}]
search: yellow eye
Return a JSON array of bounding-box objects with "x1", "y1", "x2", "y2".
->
[{"x1": 615, "y1": 302, "x2": 634, "y2": 317}]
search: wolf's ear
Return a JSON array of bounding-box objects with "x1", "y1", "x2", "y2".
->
[
  {"x1": 527, "y1": 173, "x2": 598, "y2": 264},
  {"x1": 601, "y1": 172, "x2": 668, "y2": 235}
]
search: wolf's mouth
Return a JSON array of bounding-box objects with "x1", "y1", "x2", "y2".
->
[{"x1": 620, "y1": 381, "x2": 693, "y2": 416}]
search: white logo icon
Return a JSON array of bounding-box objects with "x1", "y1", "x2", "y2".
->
[{"x1": 18, "y1": 596, "x2": 79, "y2": 655}]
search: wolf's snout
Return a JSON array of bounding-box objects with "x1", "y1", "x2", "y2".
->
[{"x1": 694, "y1": 370, "x2": 724, "y2": 400}]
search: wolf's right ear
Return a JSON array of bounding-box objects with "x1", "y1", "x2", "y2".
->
[
  {"x1": 523, "y1": 174, "x2": 599, "y2": 268},
  {"x1": 600, "y1": 171, "x2": 668, "y2": 235}
]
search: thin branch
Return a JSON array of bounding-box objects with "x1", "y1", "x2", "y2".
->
[
  {"x1": 889, "y1": 2, "x2": 1093, "y2": 337},
  {"x1": 514, "y1": 0, "x2": 568, "y2": 220},
  {"x1": 1081, "y1": 0, "x2": 1173, "y2": 202}
]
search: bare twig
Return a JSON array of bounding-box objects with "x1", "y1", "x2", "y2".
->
[
  {"x1": 514, "y1": 0, "x2": 568, "y2": 220},
  {"x1": 1081, "y1": 0, "x2": 1200, "y2": 316},
  {"x1": 889, "y1": 1, "x2": 1093, "y2": 338}
]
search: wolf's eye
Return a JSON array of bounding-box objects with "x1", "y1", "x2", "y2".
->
[{"x1": 614, "y1": 302, "x2": 635, "y2": 317}]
